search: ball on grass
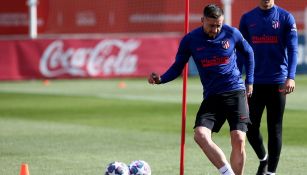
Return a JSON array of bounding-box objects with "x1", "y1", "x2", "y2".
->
[
  {"x1": 128, "y1": 160, "x2": 151, "y2": 175},
  {"x1": 105, "y1": 161, "x2": 129, "y2": 175}
]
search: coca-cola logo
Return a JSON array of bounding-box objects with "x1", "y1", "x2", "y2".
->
[{"x1": 39, "y1": 39, "x2": 140, "y2": 77}]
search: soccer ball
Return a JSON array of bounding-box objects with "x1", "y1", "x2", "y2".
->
[
  {"x1": 105, "y1": 161, "x2": 129, "y2": 175},
  {"x1": 128, "y1": 160, "x2": 151, "y2": 175}
]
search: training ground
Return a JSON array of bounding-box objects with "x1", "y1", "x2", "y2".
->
[{"x1": 1, "y1": 76, "x2": 307, "y2": 175}]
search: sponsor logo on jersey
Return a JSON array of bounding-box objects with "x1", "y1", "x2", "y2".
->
[
  {"x1": 251, "y1": 36, "x2": 278, "y2": 44},
  {"x1": 248, "y1": 23, "x2": 257, "y2": 28},
  {"x1": 201, "y1": 56, "x2": 230, "y2": 67},
  {"x1": 196, "y1": 46, "x2": 206, "y2": 51}
]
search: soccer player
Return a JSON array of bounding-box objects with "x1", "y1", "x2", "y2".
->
[
  {"x1": 238, "y1": 0, "x2": 298, "y2": 174},
  {"x1": 148, "y1": 4, "x2": 254, "y2": 175}
]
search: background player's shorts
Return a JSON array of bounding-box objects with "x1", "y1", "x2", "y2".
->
[{"x1": 194, "y1": 90, "x2": 250, "y2": 133}]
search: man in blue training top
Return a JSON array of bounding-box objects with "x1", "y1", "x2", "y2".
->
[
  {"x1": 148, "y1": 4, "x2": 254, "y2": 175},
  {"x1": 238, "y1": 0, "x2": 298, "y2": 174}
]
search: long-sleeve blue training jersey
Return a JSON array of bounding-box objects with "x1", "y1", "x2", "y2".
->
[
  {"x1": 238, "y1": 5, "x2": 298, "y2": 84},
  {"x1": 160, "y1": 25, "x2": 254, "y2": 98}
]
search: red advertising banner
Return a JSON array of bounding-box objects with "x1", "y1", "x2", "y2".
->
[
  {"x1": 0, "y1": 37, "x2": 179, "y2": 80},
  {"x1": 0, "y1": 0, "x2": 305, "y2": 35}
]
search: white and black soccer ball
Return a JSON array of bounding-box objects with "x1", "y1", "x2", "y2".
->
[
  {"x1": 105, "y1": 161, "x2": 129, "y2": 175},
  {"x1": 128, "y1": 160, "x2": 151, "y2": 175}
]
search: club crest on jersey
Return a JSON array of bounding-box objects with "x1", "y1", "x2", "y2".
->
[
  {"x1": 221, "y1": 40, "x2": 230, "y2": 49},
  {"x1": 272, "y1": 20, "x2": 280, "y2": 29}
]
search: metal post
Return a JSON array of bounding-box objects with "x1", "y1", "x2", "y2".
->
[
  {"x1": 27, "y1": 0, "x2": 38, "y2": 39},
  {"x1": 305, "y1": 7, "x2": 307, "y2": 61},
  {"x1": 221, "y1": 0, "x2": 233, "y2": 26}
]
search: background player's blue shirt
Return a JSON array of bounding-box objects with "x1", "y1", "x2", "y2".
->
[
  {"x1": 160, "y1": 25, "x2": 254, "y2": 98},
  {"x1": 238, "y1": 5, "x2": 298, "y2": 84}
]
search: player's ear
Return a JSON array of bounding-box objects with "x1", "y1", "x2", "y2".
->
[{"x1": 201, "y1": 17, "x2": 204, "y2": 23}]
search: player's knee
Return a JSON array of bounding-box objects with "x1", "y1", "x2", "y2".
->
[
  {"x1": 193, "y1": 130, "x2": 204, "y2": 143},
  {"x1": 194, "y1": 128, "x2": 211, "y2": 146},
  {"x1": 231, "y1": 131, "x2": 246, "y2": 149}
]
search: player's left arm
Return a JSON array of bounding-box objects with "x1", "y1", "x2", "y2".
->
[
  {"x1": 236, "y1": 15, "x2": 249, "y2": 73},
  {"x1": 234, "y1": 29, "x2": 254, "y2": 87},
  {"x1": 285, "y1": 13, "x2": 298, "y2": 94}
]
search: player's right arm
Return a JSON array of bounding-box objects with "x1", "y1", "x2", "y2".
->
[
  {"x1": 148, "y1": 72, "x2": 161, "y2": 84},
  {"x1": 148, "y1": 35, "x2": 191, "y2": 85}
]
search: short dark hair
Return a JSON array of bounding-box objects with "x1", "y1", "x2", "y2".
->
[{"x1": 203, "y1": 4, "x2": 224, "y2": 19}]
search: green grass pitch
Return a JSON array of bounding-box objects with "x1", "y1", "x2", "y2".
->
[{"x1": 0, "y1": 75, "x2": 307, "y2": 175}]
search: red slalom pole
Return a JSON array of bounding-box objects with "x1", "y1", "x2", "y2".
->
[{"x1": 180, "y1": 0, "x2": 189, "y2": 175}]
